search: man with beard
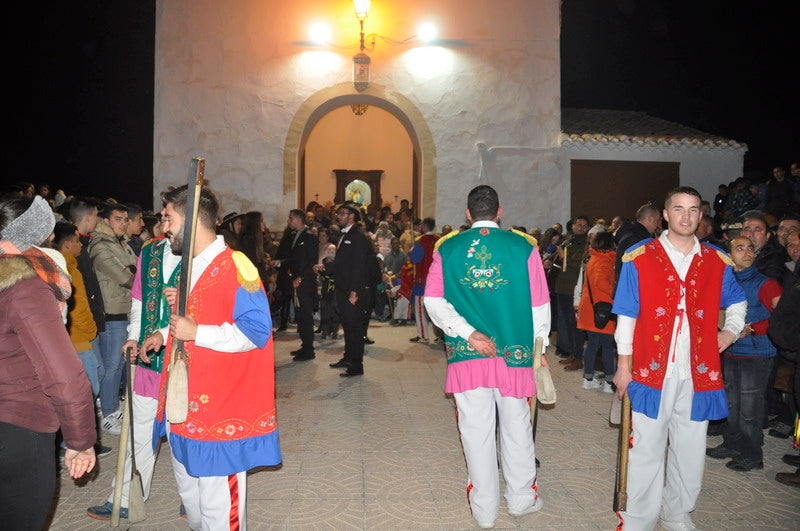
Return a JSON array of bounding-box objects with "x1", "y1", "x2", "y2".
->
[
  {"x1": 142, "y1": 185, "x2": 280, "y2": 530},
  {"x1": 86, "y1": 193, "x2": 182, "y2": 521},
  {"x1": 314, "y1": 201, "x2": 372, "y2": 377}
]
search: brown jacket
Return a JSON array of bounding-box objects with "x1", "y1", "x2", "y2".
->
[{"x1": 0, "y1": 255, "x2": 95, "y2": 450}]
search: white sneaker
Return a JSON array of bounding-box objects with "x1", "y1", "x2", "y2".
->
[
  {"x1": 602, "y1": 381, "x2": 614, "y2": 394},
  {"x1": 101, "y1": 413, "x2": 122, "y2": 435},
  {"x1": 582, "y1": 378, "x2": 603, "y2": 390},
  {"x1": 508, "y1": 495, "x2": 544, "y2": 516},
  {"x1": 659, "y1": 517, "x2": 698, "y2": 530}
]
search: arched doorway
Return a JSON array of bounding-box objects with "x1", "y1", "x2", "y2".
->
[{"x1": 283, "y1": 83, "x2": 437, "y2": 218}]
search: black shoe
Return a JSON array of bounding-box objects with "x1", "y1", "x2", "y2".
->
[
  {"x1": 293, "y1": 353, "x2": 316, "y2": 361},
  {"x1": 782, "y1": 454, "x2": 800, "y2": 467},
  {"x1": 768, "y1": 428, "x2": 791, "y2": 439},
  {"x1": 290, "y1": 349, "x2": 305, "y2": 357},
  {"x1": 706, "y1": 444, "x2": 740, "y2": 460},
  {"x1": 329, "y1": 359, "x2": 349, "y2": 369},
  {"x1": 725, "y1": 456, "x2": 763, "y2": 472},
  {"x1": 275, "y1": 325, "x2": 288, "y2": 332},
  {"x1": 340, "y1": 368, "x2": 364, "y2": 377},
  {"x1": 409, "y1": 336, "x2": 424, "y2": 343},
  {"x1": 363, "y1": 337, "x2": 375, "y2": 345},
  {"x1": 94, "y1": 443, "x2": 113, "y2": 458}
]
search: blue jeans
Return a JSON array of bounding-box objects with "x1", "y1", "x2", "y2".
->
[
  {"x1": 76, "y1": 338, "x2": 102, "y2": 397},
  {"x1": 555, "y1": 293, "x2": 584, "y2": 360},
  {"x1": 722, "y1": 356, "x2": 774, "y2": 461},
  {"x1": 582, "y1": 331, "x2": 616, "y2": 381},
  {"x1": 98, "y1": 320, "x2": 128, "y2": 417}
]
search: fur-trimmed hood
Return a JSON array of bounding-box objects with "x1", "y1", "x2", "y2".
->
[{"x1": 0, "y1": 255, "x2": 37, "y2": 291}]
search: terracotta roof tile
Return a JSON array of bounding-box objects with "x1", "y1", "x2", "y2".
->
[{"x1": 560, "y1": 108, "x2": 747, "y2": 149}]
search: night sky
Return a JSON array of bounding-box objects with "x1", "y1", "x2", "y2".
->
[{"x1": 7, "y1": 1, "x2": 797, "y2": 209}]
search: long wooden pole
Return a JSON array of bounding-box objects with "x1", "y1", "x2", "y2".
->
[
  {"x1": 165, "y1": 157, "x2": 204, "y2": 424},
  {"x1": 613, "y1": 393, "x2": 632, "y2": 514}
]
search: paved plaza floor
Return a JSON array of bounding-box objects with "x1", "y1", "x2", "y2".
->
[{"x1": 48, "y1": 321, "x2": 800, "y2": 530}]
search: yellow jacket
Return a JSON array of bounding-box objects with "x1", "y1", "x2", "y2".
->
[{"x1": 61, "y1": 251, "x2": 98, "y2": 351}]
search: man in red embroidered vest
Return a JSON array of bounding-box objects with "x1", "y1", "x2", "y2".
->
[
  {"x1": 612, "y1": 186, "x2": 746, "y2": 531},
  {"x1": 143, "y1": 185, "x2": 280, "y2": 530}
]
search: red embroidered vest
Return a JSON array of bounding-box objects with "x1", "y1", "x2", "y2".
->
[
  {"x1": 630, "y1": 239, "x2": 727, "y2": 392},
  {"x1": 157, "y1": 248, "x2": 277, "y2": 442}
]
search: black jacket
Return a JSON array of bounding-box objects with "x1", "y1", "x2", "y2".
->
[
  {"x1": 613, "y1": 221, "x2": 653, "y2": 286},
  {"x1": 288, "y1": 227, "x2": 319, "y2": 288},
  {"x1": 323, "y1": 225, "x2": 371, "y2": 296}
]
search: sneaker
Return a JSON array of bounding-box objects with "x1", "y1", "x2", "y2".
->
[
  {"x1": 101, "y1": 413, "x2": 122, "y2": 435},
  {"x1": 659, "y1": 516, "x2": 697, "y2": 530},
  {"x1": 87, "y1": 501, "x2": 127, "y2": 521},
  {"x1": 409, "y1": 336, "x2": 424, "y2": 343},
  {"x1": 476, "y1": 518, "x2": 496, "y2": 529},
  {"x1": 582, "y1": 378, "x2": 603, "y2": 390},
  {"x1": 94, "y1": 443, "x2": 113, "y2": 457},
  {"x1": 508, "y1": 495, "x2": 544, "y2": 516},
  {"x1": 602, "y1": 381, "x2": 614, "y2": 394}
]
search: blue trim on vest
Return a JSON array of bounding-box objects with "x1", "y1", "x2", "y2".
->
[
  {"x1": 169, "y1": 431, "x2": 282, "y2": 477},
  {"x1": 728, "y1": 266, "x2": 776, "y2": 358},
  {"x1": 628, "y1": 381, "x2": 728, "y2": 421}
]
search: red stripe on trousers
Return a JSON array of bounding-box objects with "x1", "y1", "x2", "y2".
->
[{"x1": 228, "y1": 474, "x2": 240, "y2": 531}]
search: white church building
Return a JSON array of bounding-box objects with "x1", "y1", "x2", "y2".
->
[{"x1": 152, "y1": 0, "x2": 746, "y2": 231}]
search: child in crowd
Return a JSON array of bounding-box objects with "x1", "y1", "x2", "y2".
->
[{"x1": 390, "y1": 259, "x2": 414, "y2": 326}]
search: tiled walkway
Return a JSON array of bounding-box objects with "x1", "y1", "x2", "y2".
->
[{"x1": 49, "y1": 321, "x2": 800, "y2": 530}]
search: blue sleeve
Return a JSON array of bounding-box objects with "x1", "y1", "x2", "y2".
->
[
  {"x1": 720, "y1": 265, "x2": 746, "y2": 307},
  {"x1": 611, "y1": 260, "x2": 640, "y2": 318},
  {"x1": 409, "y1": 243, "x2": 424, "y2": 264},
  {"x1": 233, "y1": 286, "x2": 272, "y2": 348}
]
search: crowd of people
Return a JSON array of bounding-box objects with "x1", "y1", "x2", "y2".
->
[{"x1": 1, "y1": 162, "x2": 798, "y2": 529}]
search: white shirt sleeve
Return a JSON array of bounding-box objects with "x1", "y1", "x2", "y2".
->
[
  {"x1": 424, "y1": 296, "x2": 476, "y2": 341},
  {"x1": 127, "y1": 299, "x2": 142, "y2": 342},
  {"x1": 195, "y1": 323, "x2": 258, "y2": 353},
  {"x1": 721, "y1": 300, "x2": 747, "y2": 338},
  {"x1": 614, "y1": 315, "x2": 637, "y2": 356},
  {"x1": 573, "y1": 265, "x2": 584, "y2": 307},
  {"x1": 532, "y1": 302, "x2": 551, "y2": 347}
]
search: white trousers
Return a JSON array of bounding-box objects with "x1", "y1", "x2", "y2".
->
[
  {"x1": 621, "y1": 376, "x2": 707, "y2": 530},
  {"x1": 454, "y1": 388, "x2": 539, "y2": 524},
  {"x1": 106, "y1": 392, "x2": 159, "y2": 506},
  {"x1": 170, "y1": 445, "x2": 248, "y2": 531},
  {"x1": 393, "y1": 295, "x2": 411, "y2": 321},
  {"x1": 414, "y1": 295, "x2": 430, "y2": 339}
]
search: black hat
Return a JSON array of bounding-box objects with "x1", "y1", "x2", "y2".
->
[{"x1": 337, "y1": 201, "x2": 362, "y2": 221}]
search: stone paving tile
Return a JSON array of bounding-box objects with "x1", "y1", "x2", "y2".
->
[{"x1": 47, "y1": 322, "x2": 800, "y2": 530}]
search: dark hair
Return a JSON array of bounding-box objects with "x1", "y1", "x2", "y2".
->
[
  {"x1": 142, "y1": 214, "x2": 160, "y2": 235},
  {"x1": 664, "y1": 186, "x2": 702, "y2": 208},
  {"x1": 590, "y1": 231, "x2": 615, "y2": 251},
  {"x1": 67, "y1": 196, "x2": 99, "y2": 225},
  {"x1": 467, "y1": 185, "x2": 499, "y2": 221},
  {"x1": 0, "y1": 195, "x2": 34, "y2": 233},
  {"x1": 125, "y1": 203, "x2": 143, "y2": 218},
  {"x1": 52, "y1": 221, "x2": 79, "y2": 248},
  {"x1": 289, "y1": 209, "x2": 306, "y2": 221},
  {"x1": 742, "y1": 209, "x2": 768, "y2": 229},
  {"x1": 101, "y1": 202, "x2": 128, "y2": 219},
  {"x1": 161, "y1": 185, "x2": 220, "y2": 231},
  {"x1": 421, "y1": 217, "x2": 436, "y2": 232}
]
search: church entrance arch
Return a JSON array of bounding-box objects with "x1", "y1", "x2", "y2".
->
[{"x1": 283, "y1": 83, "x2": 437, "y2": 218}]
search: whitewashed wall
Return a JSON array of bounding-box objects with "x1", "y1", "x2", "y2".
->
[{"x1": 153, "y1": 0, "x2": 563, "y2": 230}]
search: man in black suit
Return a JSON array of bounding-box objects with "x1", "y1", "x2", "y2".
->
[
  {"x1": 285, "y1": 209, "x2": 319, "y2": 361},
  {"x1": 314, "y1": 202, "x2": 371, "y2": 377}
]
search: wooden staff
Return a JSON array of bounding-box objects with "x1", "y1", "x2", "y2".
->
[
  {"x1": 530, "y1": 337, "x2": 544, "y2": 435},
  {"x1": 166, "y1": 156, "x2": 204, "y2": 424},
  {"x1": 613, "y1": 392, "x2": 632, "y2": 514}
]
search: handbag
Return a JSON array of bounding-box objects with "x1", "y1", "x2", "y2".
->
[{"x1": 586, "y1": 269, "x2": 615, "y2": 329}]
